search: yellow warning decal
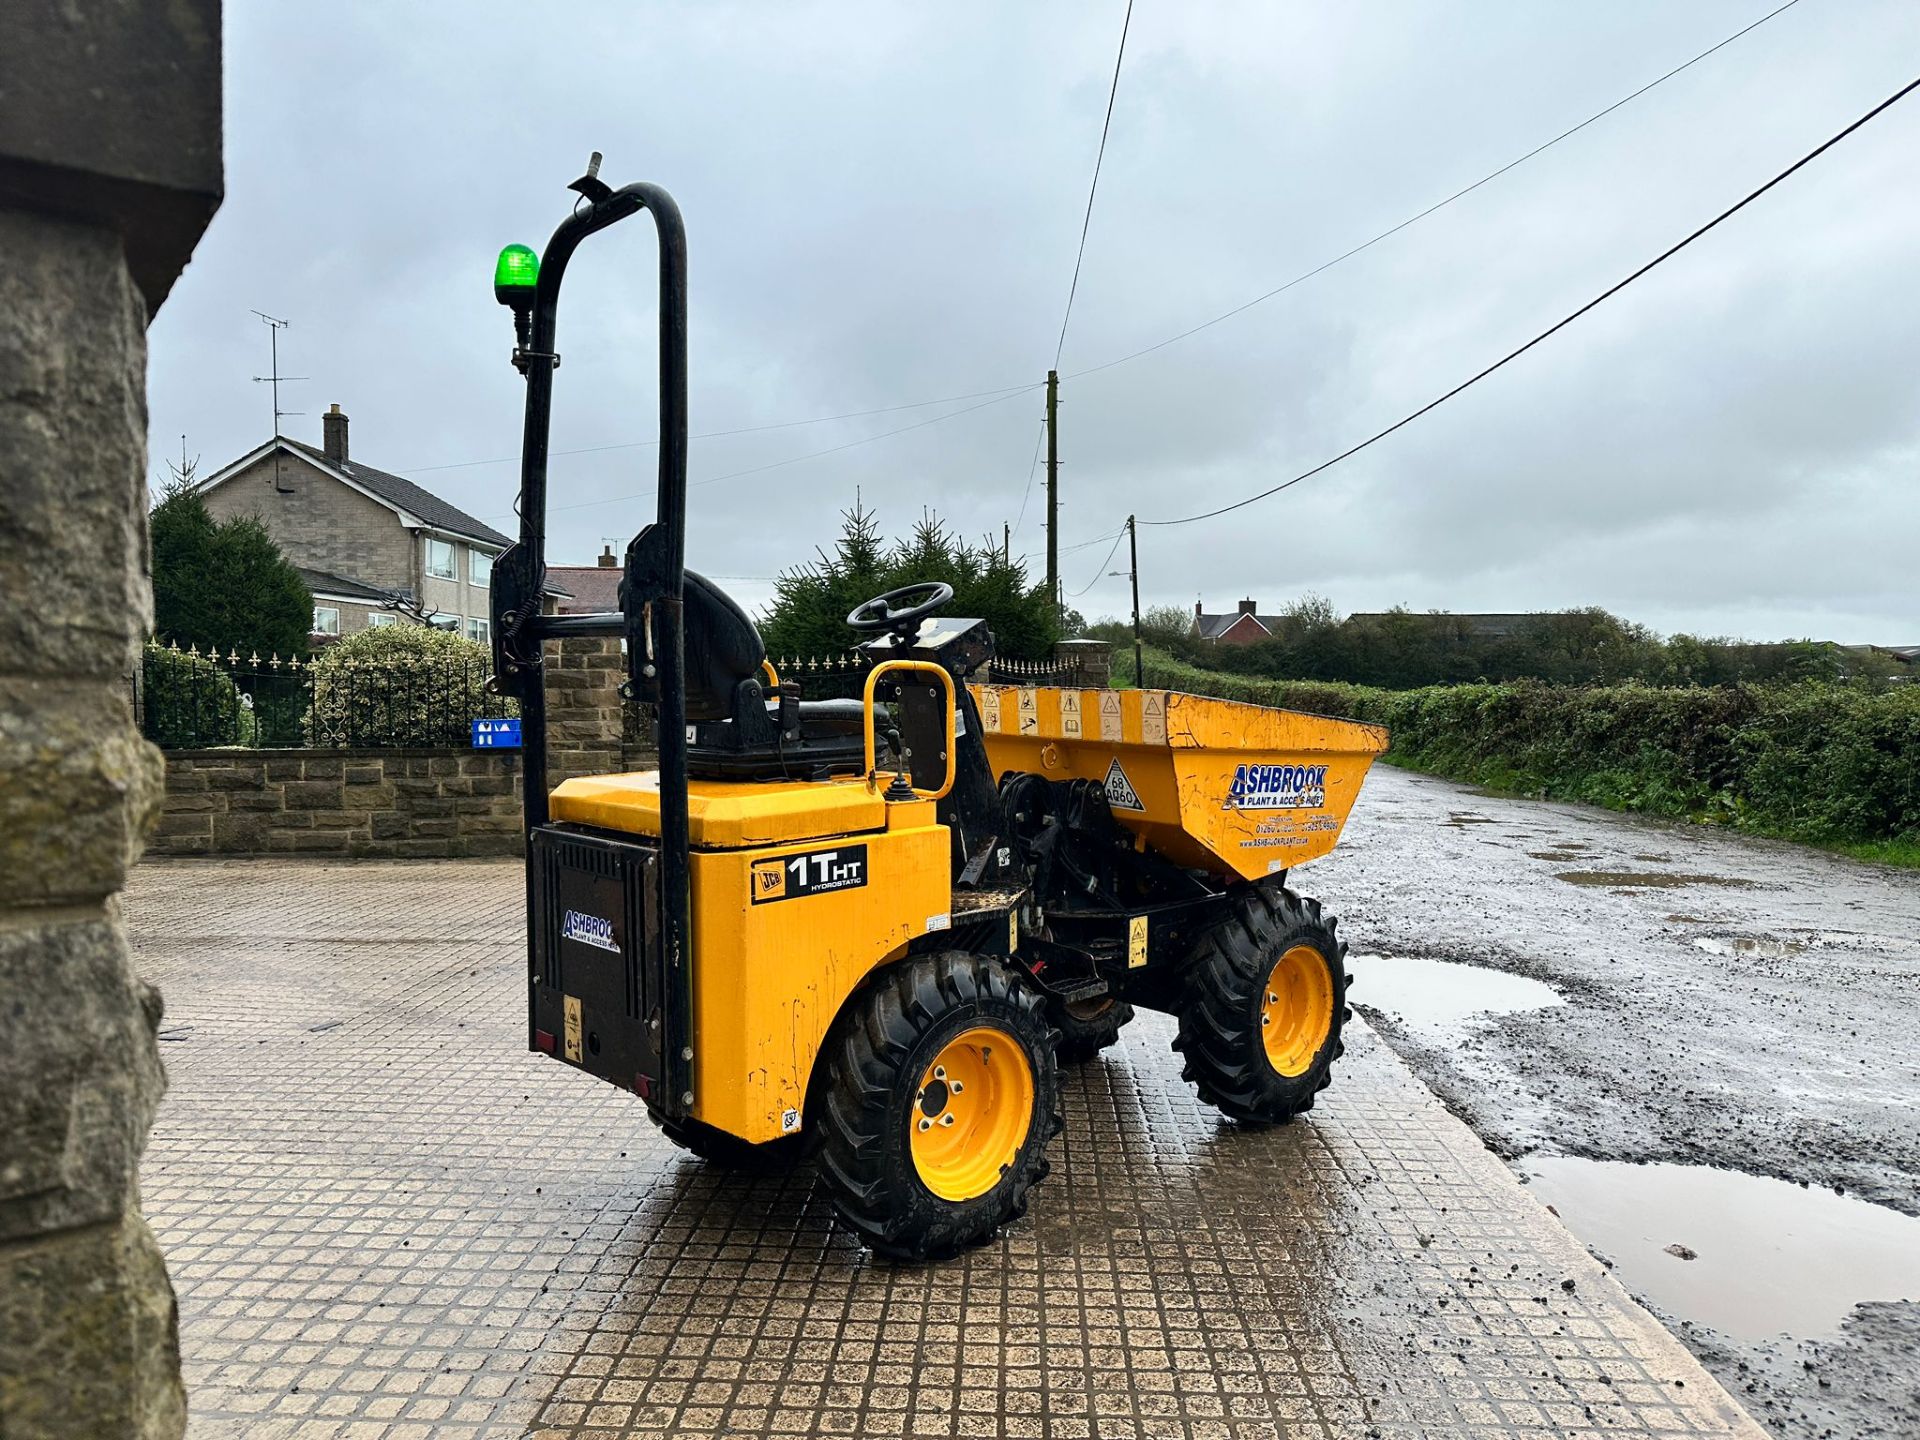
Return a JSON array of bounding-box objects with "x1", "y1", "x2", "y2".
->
[
  {"x1": 1060, "y1": 690, "x2": 1082, "y2": 737},
  {"x1": 1017, "y1": 688, "x2": 1038, "y2": 735},
  {"x1": 1099, "y1": 691, "x2": 1123, "y2": 741},
  {"x1": 563, "y1": 995, "x2": 583, "y2": 1062},
  {"x1": 981, "y1": 688, "x2": 1002, "y2": 734},
  {"x1": 1142, "y1": 692, "x2": 1166, "y2": 745},
  {"x1": 1128, "y1": 914, "x2": 1148, "y2": 968},
  {"x1": 1008, "y1": 908, "x2": 1019, "y2": 953}
]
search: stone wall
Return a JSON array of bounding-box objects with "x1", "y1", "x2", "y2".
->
[
  {"x1": 1, "y1": 0, "x2": 225, "y2": 1420},
  {"x1": 145, "y1": 636, "x2": 630, "y2": 859},
  {"x1": 150, "y1": 750, "x2": 523, "y2": 859},
  {"x1": 543, "y1": 635, "x2": 626, "y2": 786}
]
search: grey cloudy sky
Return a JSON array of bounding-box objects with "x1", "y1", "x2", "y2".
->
[{"x1": 149, "y1": 0, "x2": 1920, "y2": 643}]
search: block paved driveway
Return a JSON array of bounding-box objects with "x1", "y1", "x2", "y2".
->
[{"x1": 129, "y1": 858, "x2": 1764, "y2": 1440}]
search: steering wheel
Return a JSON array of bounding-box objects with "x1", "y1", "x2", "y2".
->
[{"x1": 846, "y1": 581, "x2": 954, "y2": 637}]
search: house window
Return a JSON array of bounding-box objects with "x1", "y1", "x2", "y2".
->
[
  {"x1": 312, "y1": 605, "x2": 340, "y2": 636},
  {"x1": 426, "y1": 537, "x2": 456, "y2": 579},
  {"x1": 465, "y1": 617, "x2": 490, "y2": 644},
  {"x1": 470, "y1": 547, "x2": 494, "y2": 585},
  {"x1": 368, "y1": 612, "x2": 398, "y2": 629}
]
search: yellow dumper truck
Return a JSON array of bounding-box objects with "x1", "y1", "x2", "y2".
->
[{"x1": 487, "y1": 161, "x2": 1387, "y2": 1259}]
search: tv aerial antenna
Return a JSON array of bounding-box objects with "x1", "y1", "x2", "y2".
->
[{"x1": 250, "y1": 311, "x2": 308, "y2": 436}]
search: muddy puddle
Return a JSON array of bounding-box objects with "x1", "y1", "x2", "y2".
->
[
  {"x1": 1555, "y1": 869, "x2": 1758, "y2": 889},
  {"x1": 1523, "y1": 1158, "x2": 1920, "y2": 1343},
  {"x1": 1692, "y1": 935, "x2": 1811, "y2": 960},
  {"x1": 1351, "y1": 953, "x2": 1561, "y2": 1033}
]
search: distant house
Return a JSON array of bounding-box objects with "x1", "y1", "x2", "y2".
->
[
  {"x1": 196, "y1": 404, "x2": 564, "y2": 642},
  {"x1": 546, "y1": 544, "x2": 624, "y2": 615},
  {"x1": 1193, "y1": 599, "x2": 1288, "y2": 646}
]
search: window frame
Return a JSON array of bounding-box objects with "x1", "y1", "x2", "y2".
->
[
  {"x1": 425, "y1": 537, "x2": 456, "y2": 580},
  {"x1": 464, "y1": 616, "x2": 490, "y2": 643},
  {"x1": 469, "y1": 546, "x2": 494, "y2": 586},
  {"x1": 367, "y1": 611, "x2": 398, "y2": 629},
  {"x1": 312, "y1": 605, "x2": 340, "y2": 636}
]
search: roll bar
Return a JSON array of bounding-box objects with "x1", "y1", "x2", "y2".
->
[{"x1": 491, "y1": 164, "x2": 693, "y2": 1105}]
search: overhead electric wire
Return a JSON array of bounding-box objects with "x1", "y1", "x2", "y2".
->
[
  {"x1": 433, "y1": 0, "x2": 1795, "y2": 521},
  {"x1": 1009, "y1": 416, "x2": 1048, "y2": 543},
  {"x1": 1054, "y1": 0, "x2": 1136, "y2": 368},
  {"x1": 1063, "y1": 0, "x2": 1805, "y2": 383},
  {"x1": 1067, "y1": 526, "x2": 1128, "y2": 598},
  {"x1": 1138, "y1": 69, "x2": 1920, "y2": 530}
]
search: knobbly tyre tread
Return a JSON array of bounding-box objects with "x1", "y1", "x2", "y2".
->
[
  {"x1": 1047, "y1": 994, "x2": 1136, "y2": 1064},
  {"x1": 814, "y1": 950, "x2": 1062, "y2": 1262},
  {"x1": 1172, "y1": 880, "x2": 1349, "y2": 1125},
  {"x1": 650, "y1": 1112, "x2": 806, "y2": 1173}
]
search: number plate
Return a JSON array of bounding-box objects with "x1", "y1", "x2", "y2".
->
[{"x1": 750, "y1": 844, "x2": 869, "y2": 904}]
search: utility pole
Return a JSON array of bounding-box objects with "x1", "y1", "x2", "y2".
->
[
  {"x1": 1045, "y1": 368, "x2": 1060, "y2": 621},
  {"x1": 1128, "y1": 514, "x2": 1143, "y2": 687},
  {"x1": 1003, "y1": 521, "x2": 1010, "y2": 565}
]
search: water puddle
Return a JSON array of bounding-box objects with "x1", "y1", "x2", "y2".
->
[
  {"x1": 1445, "y1": 813, "x2": 1498, "y2": 826},
  {"x1": 1523, "y1": 1158, "x2": 1920, "y2": 1343},
  {"x1": 1556, "y1": 870, "x2": 1757, "y2": 890},
  {"x1": 1692, "y1": 935, "x2": 1811, "y2": 960},
  {"x1": 1351, "y1": 953, "x2": 1562, "y2": 1034}
]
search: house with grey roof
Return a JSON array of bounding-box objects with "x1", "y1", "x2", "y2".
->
[
  {"x1": 196, "y1": 404, "x2": 563, "y2": 641},
  {"x1": 1193, "y1": 599, "x2": 1289, "y2": 646}
]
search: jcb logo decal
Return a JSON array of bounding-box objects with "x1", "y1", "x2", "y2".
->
[{"x1": 751, "y1": 844, "x2": 869, "y2": 904}]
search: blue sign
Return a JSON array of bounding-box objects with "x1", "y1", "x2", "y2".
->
[{"x1": 472, "y1": 718, "x2": 522, "y2": 749}]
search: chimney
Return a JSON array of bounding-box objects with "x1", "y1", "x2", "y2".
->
[
  {"x1": 597, "y1": 544, "x2": 617, "y2": 568},
  {"x1": 1238, "y1": 597, "x2": 1258, "y2": 616},
  {"x1": 1194, "y1": 600, "x2": 1204, "y2": 621},
  {"x1": 323, "y1": 403, "x2": 349, "y2": 464}
]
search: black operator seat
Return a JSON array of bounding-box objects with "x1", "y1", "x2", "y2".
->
[{"x1": 681, "y1": 570, "x2": 864, "y2": 742}]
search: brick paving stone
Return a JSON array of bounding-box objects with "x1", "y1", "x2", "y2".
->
[{"x1": 130, "y1": 858, "x2": 1766, "y2": 1439}]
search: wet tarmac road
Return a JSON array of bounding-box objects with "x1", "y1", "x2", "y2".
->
[
  {"x1": 129, "y1": 857, "x2": 1766, "y2": 1439},
  {"x1": 1312, "y1": 767, "x2": 1920, "y2": 1440}
]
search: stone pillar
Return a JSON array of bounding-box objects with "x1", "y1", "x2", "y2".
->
[
  {"x1": 544, "y1": 636, "x2": 629, "y2": 785},
  {"x1": 0, "y1": 6, "x2": 221, "y2": 1437}
]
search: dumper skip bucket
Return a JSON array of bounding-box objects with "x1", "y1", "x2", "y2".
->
[{"x1": 970, "y1": 686, "x2": 1389, "y2": 882}]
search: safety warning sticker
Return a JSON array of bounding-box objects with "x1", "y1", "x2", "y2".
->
[
  {"x1": 1142, "y1": 692, "x2": 1166, "y2": 744},
  {"x1": 1100, "y1": 691, "x2": 1123, "y2": 741},
  {"x1": 1104, "y1": 758, "x2": 1144, "y2": 811},
  {"x1": 1060, "y1": 690, "x2": 1082, "y2": 736}
]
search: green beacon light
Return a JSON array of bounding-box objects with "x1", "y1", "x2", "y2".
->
[{"x1": 494, "y1": 244, "x2": 539, "y2": 307}]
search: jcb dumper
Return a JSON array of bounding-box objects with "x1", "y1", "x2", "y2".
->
[{"x1": 489, "y1": 159, "x2": 1388, "y2": 1261}]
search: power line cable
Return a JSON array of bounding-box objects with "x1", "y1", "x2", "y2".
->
[
  {"x1": 1055, "y1": 0, "x2": 1136, "y2": 368},
  {"x1": 1064, "y1": 0, "x2": 1804, "y2": 383},
  {"x1": 1067, "y1": 527, "x2": 1128, "y2": 598},
  {"x1": 1009, "y1": 416, "x2": 1048, "y2": 543},
  {"x1": 412, "y1": 1, "x2": 1793, "y2": 500},
  {"x1": 1141, "y1": 68, "x2": 1920, "y2": 529}
]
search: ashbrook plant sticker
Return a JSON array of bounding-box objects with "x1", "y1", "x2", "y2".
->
[{"x1": 1226, "y1": 763, "x2": 1327, "y2": 810}]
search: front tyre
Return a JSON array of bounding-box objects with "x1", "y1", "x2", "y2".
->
[
  {"x1": 815, "y1": 950, "x2": 1061, "y2": 1261},
  {"x1": 1173, "y1": 882, "x2": 1347, "y2": 1125}
]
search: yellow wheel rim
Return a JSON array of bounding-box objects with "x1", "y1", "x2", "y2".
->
[
  {"x1": 1261, "y1": 944, "x2": 1334, "y2": 1077},
  {"x1": 908, "y1": 1026, "x2": 1034, "y2": 1202}
]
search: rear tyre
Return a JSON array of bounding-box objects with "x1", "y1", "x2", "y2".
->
[
  {"x1": 651, "y1": 1112, "x2": 805, "y2": 1173},
  {"x1": 1046, "y1": 993, "x2": 1135, "y2": 1064},
  {"x1": 815, "y1": 950, "x2": 1061, "y2": 1261},
  {"x1": 1173, "y1": 881, "x2": 1347, "y2": 1125}
]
